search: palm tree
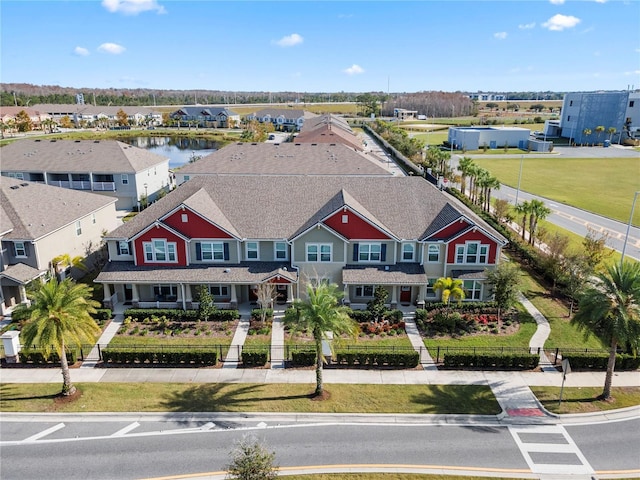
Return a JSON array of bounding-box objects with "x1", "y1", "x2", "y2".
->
[
  {"x1": 528, "y1": 199, "x2": 551, "y2": 247},
  {"x1": 433, "y1": 277, "x2": 466, "y2": 305},
  {"x1": 571, "y1": 262, "x2": 640, "y2": 400},
  {"x1": 514, "y1": 201, "x2": 531, "y2": 242},
  {"x1": 582, "y1": 128, "x2": 592, "y2": 146},
  {"x1": 20, "y1": 279, "x2": 101, "y2": 396},
  {"x1": 51, "y1": 253, "x2": 86, "y2": 280},
  {"x1": 482, "y1": 175, "x2": 500, "y2": 212},
  {"x1": 457, "y1": 156, "x2": 474, "y2": 197},
  {"x1": 595, "y1": 125, "x2": 605, "y2": 145},
  {"x1": 607, "y1": 127, "x2": 617, "y2": 142},
  {"x1": 284, "y1": 281, "x2": 358, "y2": 396}
]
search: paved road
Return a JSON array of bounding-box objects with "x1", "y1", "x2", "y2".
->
[{"x1": 1, "y1": 415, "x2": 638, "y2": 479}]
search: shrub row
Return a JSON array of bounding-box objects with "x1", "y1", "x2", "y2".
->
[
  {"x1": 241, "y1": 351, "x2": 268, "y2": 366},
  {"x1": 335, "y1": 351, "x2": 420, "y2": 368},
  {"x1": 19, "y1": 350, "x2": 78, "y2": 364},
  {"x1": 251, "y1": 308, "x2": 273, "y2": 320},
  {"x1": 291, "y1": 351, "x2": 316, "y2": 366},
  {"x1": 102, "y1": 348, "x2": 217, "y2": 365},
  {"x1": 443, "y1": 353, "x2": 539, "y2": 370},
  {"x1": 561, "y1": 353, "x2": 640, "y2": 371},
  {"x1": 124, "y1": 308, "x2": 239, "y2": 322},
  {"x1": 348, "y1": 309, "x2": 404, "y2": 323},
  {"x1": 93, "y1": 309, "x2": 113, "y2": 321}
]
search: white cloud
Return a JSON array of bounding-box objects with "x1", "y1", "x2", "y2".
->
[
  {"x1": 549, "y1": 0, "x2": 565, "y2": 4},
  {"x1": 518, "y1": 22, "x2": 536, "y2": 30},
  {"x1": 74, "y1": 46, "x2": 89, "y2": 56},
  {"x1": 494, "y1": 32, "x2": 508, "y2": 40},
  {"x1": 273, "y1": 33, "x2": 303, "y2": 47},
  {"x1": 97, "y1": 43, "x2": 126, "y2": 54},
  {"x1": 625, "y1": 70, "x2": 640, "y2": 75},
  {"x1": 344, "y1": 64, "x2": 364, "y2": 75},
  {"x1": 594, "y1": 0, "x2": 607, "y2": 3},
  {"x1": 102, "y1": 0, "x2": 166, "y2": 15},
  {"x1": 542, "y1": 14, "x2": 581, "y2": 31}
]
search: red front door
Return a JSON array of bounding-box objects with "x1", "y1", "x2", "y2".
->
[{"x1": 400, "y1": 286, "x2": 411, "y2": 303}]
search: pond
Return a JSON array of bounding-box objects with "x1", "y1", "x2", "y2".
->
[{"x1": 121, "y1": 136, "x2": 219, "y2": 169}]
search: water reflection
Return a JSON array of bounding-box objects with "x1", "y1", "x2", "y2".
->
[{"x1": 122, "y1": 136, "x2": 219, "y2": 169}]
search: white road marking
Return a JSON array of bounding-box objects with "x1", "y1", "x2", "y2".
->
[
  {"x1": 111, "y1": 422, "x2": 140, "y2": 436},
  {"x1": 22, "y1": 423, "x2": 65, "y2": 442},
  {"x1": 509, "y1": 424, "x2": 594, "y2": 475}
]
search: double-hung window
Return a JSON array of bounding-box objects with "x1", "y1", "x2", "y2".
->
[
  {"x1": 210, "y1": 285, "x2": 229, "y2": 297},
  {"x1": 355, "y1": 285, "x2": 375, "y2": 298},
  {"x1": 117, "y1": 241, "x2": 130, "y2": 256},
  {"x1": 144, "y1": 239, "x2": 177, "y2": 263},
  {"x1": 463, "y1": 280, "x2": 482, "y2": 300},
  {"x1": 402, "y1": 243, "x2": 415, "y2": 261},
  {"x1": 427, "y1": 244, "x2": 440, "y2": 262},
  {"x1": 246, "y1": 241, "x2": 259, "y2": 260},
  {"x1": 75, "y1": 221, "x2": 82, "y2": 236},
  {"x1": 201, "y1": 242, "x2": 224, "y2": 261},
  {"x1": 306, "y1": 243, "x2": 332, "y2": 262},
  {"x1": 274, "y1": 242, "x2": 288, "y2": 260},
  {"x1": 14, "y1": 242, "x2": 26, "y2": 257},
  {"x1": 359, "y1": 243, "x2": 381, "y2": 262}
]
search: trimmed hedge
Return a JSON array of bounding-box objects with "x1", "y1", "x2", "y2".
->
[
  {"x1": 102, "y1": 348, "x2": 217, "y2": 365},
  {"x1": 335, "y1": 351, "x2": 420, "y2": 368},
  {"x1": 124, "y1": 308, "x2": 239, "y2": 322},
  {"x1": 19, "y1": 350, "x2": 78, "y2": 364},
  {"x1": 291, "y1": 351, "x2": 316, "y2": 366},
  {"x1": 241, "y1": 351, "x2": 268, "y2": 366},
  {"x1": 443, "y1": 353, "x2": 539, "y2": 370},
  {"x1": 93, "y1": 309, "x2": 112, "y2": 322},
  {"x1": 348, "y1": 309, "x2": 404, "y2": 323},
  {"x1": 561, "y1": 353, "x2": 640, "y2": 371}
]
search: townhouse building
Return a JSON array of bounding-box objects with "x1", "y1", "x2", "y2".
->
[
  {"x1": 0, "y1": 177, "x2": 118, "y2": 314},
  {"x1": 95, "y1": 175, "x2": 507, "y2": 311},
  {"x1": 1, "y1": 139, "x2": 171, "y2": 210},
  {"x1": 169, "y1": 106, "x2": 240, "y2": 128},
  {"x1": 245, "y1": 108, "x2": 312, "y2": 132}
]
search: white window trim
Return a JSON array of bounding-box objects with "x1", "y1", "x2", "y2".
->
[
  {"x1": 306, "y1": 243, "x2": 333, "y2": 262},
  {"x1": 245, "y1": 241, "x2": 259, "y2": 261},
  {"x1": 75, "y1": 221, "x2": 82, "y2": 236},
  {"x1": 121, "y1": 174, "x2": 129, "y2": 185},
  {"x1": 402, "y1": 242, "x2": 415, "y2": 262},
  {"x1": 209, "y1": 284, "x2": 230, "y2": 297},
  {"x1": 274, "y1": 242, "x2": 288, "y2": 261},
  {"x1": 143, "y1": 239, "x2": 178, "y2": 263},
  {"x1": 427, "y1": 244, "x2": 440, "y2": 263},
  {"x1": 201, "y1": 242, "x2": 224, "y2": 262},
  {"x1": 463, "y1": 280, "x2": 483, "y2": 301},
  {"x1": 153, "y1": 284, "x2": 177, "y2": 300},
  {"x1": 14, "y1": 241, "x2": 26, "y2": 257},
  {"x1": 358, "y1": 242, "x2": 382, "y2": 263},
  {"x1": 117, "y1": 241, "x2": 130, "y2": 256},
  {"x1": 354, "y1": 285, "x2": 376, "y2": 298}
]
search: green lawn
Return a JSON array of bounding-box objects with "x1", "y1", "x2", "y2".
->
[
  {"x1": 0, "y1": 383, "x2": 500, "y2": 414},
  {"x1": 473, "y1": 157, "x2": 640, "y2": 224},
  {"x1": 531, "y1": 387, "x2": 640, "y2": 414}
]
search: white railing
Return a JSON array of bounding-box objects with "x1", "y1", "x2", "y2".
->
[
  {"x1": 70, "y1": 180, "x2": 92, "y2": 190},
  {"x1": 92, "y1": 182, "x2": 116, "y2": 191},
  {"x1": 47, "y1": 180, "x2": 71, "y2": 188}
]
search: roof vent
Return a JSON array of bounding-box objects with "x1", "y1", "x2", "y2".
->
[
  {"x1": 20, "y1": 183, "x2": 28, "y2": 187},
  {"x1": 35, "y1": 139, "x2": 41, "y2": 142},
  {"x1": 75, "y1": 140, "x2": 81, "y2": 142},
  {"x1": 224, "y1": 268, "x2": 230, "y2": 273},
  {"x1": 94, "y1": 140, "x2": 100, "y2": 143}
]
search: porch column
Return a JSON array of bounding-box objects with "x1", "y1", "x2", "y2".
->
[
  {"x1": 390, "y1": 285, "x2": 398, "y2": 309},
  {"x1": 230, "y1": 284, "x2": 238, "y2": 309},
  {"x1": 179, "y1": 284, "x2": 186, "y2": 310},
  {"x1": 343, "y1": 284, "x2": 351, "y2": 306},
  {"x1": 184, "y1": 284, "x2": 192, "y2": 302},
  {"x1": 417, "y1": 285, "x2": 426, "y2": 309},
  {"x1": 103, "y1": 283, "x2": 111, "y2": 302},
  {"x1": 18, "y1": 284, "x2": 27, "y2": 304},
  {"x1": 286, "y1": 284, "x2": 294, "y2": 303},
  {"x1": 131, "y1": 284, "x2": 139, "y2": 303}
]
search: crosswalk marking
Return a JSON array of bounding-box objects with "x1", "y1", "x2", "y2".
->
[
  {"x1": 509, "y1": 424, "x2": 594, "y2": 475},
  {"x1": 22, "y1": 423, "x2": 65, "y2": 442},
  {"x1": 111, "y1": 422, "x2": 140, "y2": 436}
]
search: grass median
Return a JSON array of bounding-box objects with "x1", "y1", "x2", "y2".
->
[
  {"x1": 531, "y1": 386, "x2": 640, "y2": 414},
  {"x1": 0, "y1": 383, "x2": 500, "y2": 415}
]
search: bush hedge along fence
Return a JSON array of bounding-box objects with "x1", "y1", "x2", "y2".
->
[
  {"x1": 561, "y1": 353, "x2": 640, "y2": 371},
  {"x1": 124, "y1": 308, "x2": 239, "y2": 322},
  {"x1": 19, "y1": 350, "x2": 78, "y2": 365},
  {"x1": 443, "y1": 353, "x2": 539, "y2": 370},
  {"x1": 102, "y1": 348, "x2": 217, "y2": 365}
]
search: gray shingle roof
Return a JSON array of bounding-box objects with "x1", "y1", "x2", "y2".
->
[
  {"x1": 177, "y1": 142, "x2": 390, "y2": 176},
  {"x1": 0, "y1": 262, "x2": 47, "y2": 283},
  {"x1": 106, "y1": 175, "x2": 495, "y2": 242},
  {"x1": 0, "y1": 177, "x2": 116, "y2": 240},
  {"x1": 342, "y1": 264, "x2": 427, "y2": 285},
  {"x1": 0, "y1": 139, "x2": 168, "y2": 174},
  {"x1": 96, "y1": 261, "x2": 297, "y2": 284}
]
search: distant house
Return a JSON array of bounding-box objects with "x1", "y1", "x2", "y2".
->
[
  {"x1": 0, "y1": 107, "x2": 51, "y2": 131},
  {"x1": 294, "y1": 114, "x2": 364, "y2": 151},
  {"x1": 175, "y1": 142, "x2": 391, "y2": 184},
  {"x1": 0, "y1": 139, "x2": 171, "y2": 210},
  {"x1": 245, "y1": 108, "x2": 311, "y2": 132},
  {"x1": 31, "y1": 104, "x2": 163, "y2": 127},
  {"x1": 95, "y1": 175, "x2": 507, "y2": 311},
  {"x1": 393, "y1": 108, "x2": 418, "y2": 121},
  {"x1": 448, "y1": 126, "x2": 531, "y2": 150},
  {"x1": 169, "y1": 107, "x2": 240, "y2": 128},
  {"x1": 0, "y1": 177, "x2": 118, "y2": 314}
]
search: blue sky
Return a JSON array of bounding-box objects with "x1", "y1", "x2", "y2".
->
[{"x1": 1, "y1": 0, "x2": 639, "y2": 93}]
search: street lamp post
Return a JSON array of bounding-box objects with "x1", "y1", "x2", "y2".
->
[
  {"x1": 621, "y1": 191, "x2": 640, "y2": 266},
  {"x1": 515, "y1": 155, "x2": 524, "y2": 205}
]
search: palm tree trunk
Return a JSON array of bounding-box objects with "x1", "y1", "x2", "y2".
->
[
  {"x1": 602, "y1": 339, "x2": 617, "y2": 400},
  {"x1": 59, "y1": 338, "x2": 76, "y2": 396},
  {"x1": 314, "y1": 336, "x2": 324, "y2": 396}
]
